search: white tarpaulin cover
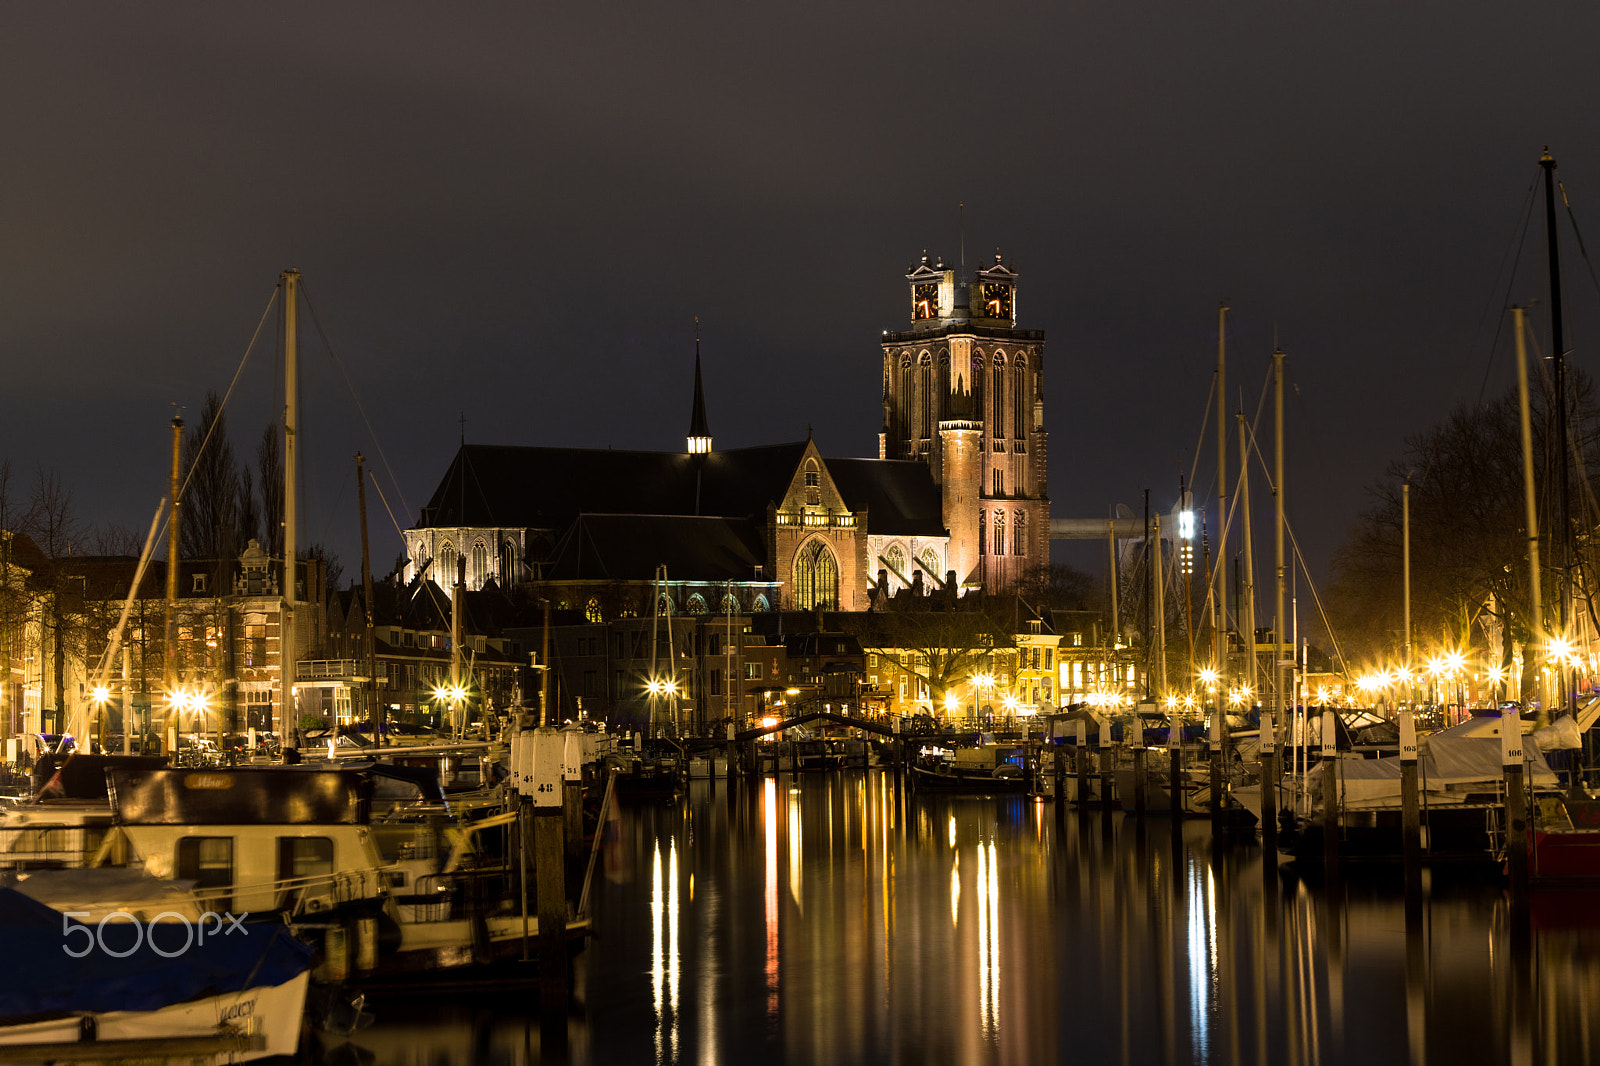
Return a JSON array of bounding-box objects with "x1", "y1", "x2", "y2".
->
[{"x1": 1306, "y1": 716, "x2": 1559, "y2": 811}]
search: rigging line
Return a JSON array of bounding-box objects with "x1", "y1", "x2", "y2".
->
[
  {"x1": 366, "y1": 472, "x2": 409, "y2": 548},
  {"x1": 1236, "y1": 403, "x2": 1355, "y2": 676},
  {"x1": 1474, "y1": 177, "x2": 1541, "y2": 407},
  {"x1": 1187, "y1": 371, "x2": 1219, "y2": 504},
  {"x1": 297, "y1": 280, "x2": 414, "y2": 521},
  {"x1": 1557, "y1": 178, "x2": 1600, "y2": 314},
  {"x1": 176, "y1": 286, "x2": 279, "y2": 502}
]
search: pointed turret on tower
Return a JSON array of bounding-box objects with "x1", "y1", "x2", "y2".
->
[{"x1": 687, "y1": 321, "x2": 712, "y2": 454}]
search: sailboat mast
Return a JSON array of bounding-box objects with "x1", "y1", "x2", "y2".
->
[
  {"x1": 1274, "y1": 349, "x2": 1287, "y2": 733},
  {"x1": 1214, "y1": 305, "x2": 1229, "y2": 689},
  {"x1": 358, "y1": 453, "x2": 379, "y2": 747},
  {"x1": 1513, "y1": 306, "x2": 1545, "y2": 703},
  {"x1": 1541, "y1": 150, "x2": 1571, "y2": 714},
  {"x1": 280, "y1": 269, "x2": 299, "y2": 750},
  {"x1": 1238, "y1": 410, "x2": 1257, "y2": 704},
  {"x1": 164, "y1": 414, "x2": 182, "y2": 746}
]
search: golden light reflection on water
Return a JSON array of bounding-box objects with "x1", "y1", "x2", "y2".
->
[
  {"x1": 764, "y1": 776, "x2": 779, "y2": 1018},
  {"x1": 976, "y1": 840, "x2": 1000, "y2": 1036},
  {"x1": 650, "y1": 838, "x2": 680, "y2": 1064}
]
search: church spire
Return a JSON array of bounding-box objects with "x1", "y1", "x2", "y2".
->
[{"x1": 687, "y1": 318, "x2": 712, "y2": 454}]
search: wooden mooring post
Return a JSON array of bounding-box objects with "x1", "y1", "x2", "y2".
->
[{"x1": 1400, "y1": 710, "x2": 1421, "y2": 896}]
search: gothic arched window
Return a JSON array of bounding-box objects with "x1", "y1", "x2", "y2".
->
[
  {"x1": 470, "y1": 541, "x2": 487, "y2": 587},
  {"x1": 794, "y1": 538, "x2": 839, "y2": 610},
  {"x1": 920, "y1": 547, "x2": 940, "y2": 578},
  {"x1": 686, "y1": 594, "x2": 708, "y2": 615},
  {"x1": 899, "y1": 356, "x2": 914, "y2": 438},
  {"x1": 886, "y1": 543, "x2": 906, "y2": 579},
  {"x1": 585, "y1": 598, "x2": 603, "y2": 624},
  {"x1": 500, "y1": 540, "x2": 516, "y2": 584},
  {"x1": 991, "y1": 357, "x2": 1006, "y2": 438},
  {"x1": 992, "y1": 511, "x2": 1006, "y2": 556},
  {"x1": 439, "y1": 542, "x2": 457, "y2": 585},
  {"x1": 1013, "y1": 360, "x2": 1026, "y2": 439},
  {"x1": 804, "y1": 459, "x2": 821, "y2": 506},
  {"x1": 1013, "y1": 512, "x2": 1026, "y2": 557},
  {"x1": 752, "y1": 594, "x2": 770, "y2": 612},
  {"x1": 918, "y1": 352, "x2": 933, "y2": 440},
  {"x1": 720, "y1": 592, "x2": 737, "y2": 613}
]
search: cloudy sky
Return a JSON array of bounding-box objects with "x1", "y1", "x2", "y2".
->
[{"x1": 5, "y1": 2, "x2": 1600, "y2": 599}]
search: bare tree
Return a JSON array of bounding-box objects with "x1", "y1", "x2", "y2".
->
[
  {"x1": 842, "y1": 602, "x2": 1011, "y2": 710},
  {"x1": 258, "y1": 424, "x2": 283, "y2": 560},
  {"x1": 23, "y1": 466, "x2": 84, "y2": 734},
  {"x1": 181, "y1": 391, "x2": 241, "y2": 563}
]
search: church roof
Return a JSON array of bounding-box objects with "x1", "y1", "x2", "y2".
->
[
  {"x1": 822, "y1": 458, "x2": 946, "y2": 536},
  {"x1": 413, "y1": 442, "x2": 945, "y2": 538},
  {"x1": 545, "y1": 514, "x2": 767, "y2": 582},
  {"x1": 415, "y1": 442, "x2": 808, "y2": 528}
]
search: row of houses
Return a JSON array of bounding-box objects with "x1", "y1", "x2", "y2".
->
[{"x1": 0, "y1": 524, "x2": 1142, "y2": 756}]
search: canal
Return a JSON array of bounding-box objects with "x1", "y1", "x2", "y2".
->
[{"x1": 327, "y1": 771, "x2": 1599, "y2": 1064}]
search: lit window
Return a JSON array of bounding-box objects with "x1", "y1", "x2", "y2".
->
[
  {"x1": 793, "y1": 539, "x2": 839, "y2": 610},
  {"x1": 585, "y1": 598, "x2": 602, "y2": 624}
]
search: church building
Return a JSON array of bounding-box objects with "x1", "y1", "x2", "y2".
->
[{"x1": 403, "y1": 251, "x2": 1049, "y2": 615}]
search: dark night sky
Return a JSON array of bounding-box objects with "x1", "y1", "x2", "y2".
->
[{"x1": 6, "y1": 3, "x2": 1600, "y2": 599}]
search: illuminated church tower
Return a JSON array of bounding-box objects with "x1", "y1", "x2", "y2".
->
[{"x1": 880, "y1": 250, "x2": 1048, "y2": 591}]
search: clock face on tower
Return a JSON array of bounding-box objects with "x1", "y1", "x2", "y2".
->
[
  {"x1": 912, "y1": 283, "x2": 939, "y2": 321},
  {"x1": 982, "y1": 283, "x2": 1013, "y2": 320}
]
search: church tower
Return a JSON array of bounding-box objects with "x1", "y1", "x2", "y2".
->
[{"x1": 881, "y1": 250, "x2": 1048, "y2": 591}]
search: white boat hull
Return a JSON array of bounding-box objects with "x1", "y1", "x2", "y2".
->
[{"x1": 0, "y1": 969, "x2": 308, "y2": 1064}]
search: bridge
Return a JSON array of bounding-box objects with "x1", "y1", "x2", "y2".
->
[{"x1": 734, "y1": 710, "x2": 901, "y2": 742}]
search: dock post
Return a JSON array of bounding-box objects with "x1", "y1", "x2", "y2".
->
[
  {"x1": 1208, "y1": 706, "x2": 1224, "y2": 839},
  {"x1": 1053, "y1": 735, "x2": 1066, "y2": 810},
  {"x1": 1260, "y1": 710, "x2": 1278, "y2": 856},
  {"x1": 1400, "y1": 710, "x2": 1421, "y2": 895},
  {"x1": 1320, "y1": 710, "x2": 1340, "y2": 875},
  {"x1": 1098, "y1": 714, "x2": 1114, "y2": 834},
  {"x1": 563, "y1": 728, "x2": 583, "y2": 861},
  {"x1": 726, "y1": 723, "x2": 739, "y2": 783},
  {"x1": 1075, "y1": 720, "x2": 1089, "y2": 815},
  {"x1": 529, "y1": 728, "x2": 570, "y2": 1036},
  {"x1": 1133, "y1": 741, "x2": 1147, "y2": 824},
  {"x1": 1168, "y1": 715, "x2": 1182, "y2": 819},
  {"x1": 1503, "y1": 710, "x2": 1530, "y2": 904}
]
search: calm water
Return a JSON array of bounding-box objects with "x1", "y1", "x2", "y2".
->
[{"x1": 322, "y1": 771, "x2": 1600, "y2": 1065}]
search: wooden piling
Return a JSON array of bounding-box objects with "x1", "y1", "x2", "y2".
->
[
  {"x1": 1503, "y1": 711, "x2": 1529, "y2": 905},
  {"x1": 1209, "y1": 707, "x2": 1224, "y2": 838},
  {"x1": 1075, "y1": 720, "x2": 1089, "y2": 815},
  {"x1": 1168, "y1": 720, "x2": 1183, "y2": 819},
  {"x1": 1320, "y1": 710, "x2": 1339, "y2": 875},
  {"x1": 1260, "y1": 710, "x2": 1277, "y2": 856},
  {"x1": 1400, "y1": 710, "x2": 1421, "y2": 896}
]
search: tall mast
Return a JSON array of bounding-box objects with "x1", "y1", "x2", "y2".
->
[
  {"x1": 1273, "y1": 349, "x2": 1287, "y2": 731},
  {"x1": 1541, "y1": 149, "x2": 1572, "y2": 714},
  {"x1": 1214, "y1": 304, "x2": 1229, "y2": 692},
  {"x1": 358, "y1": 453, "x2": 379, "y2": 747},
  {"x1": 280, "y1": 269, "x2": 299, "y2": 750},
  {"x1": 1513, "y1": 306, "x2": 1545, "y2": 705},
  {"x1": 164, "y1": 414, "x2": 183, "y2": 742},
  {"x1": 451, "y1": 555, "x2": 464, "y2": 739},
  {"x1": 1153, "y1": 511, "x2": 1166, "y2": 699},
  {"x1": 1238, "y1": 411, "x2": 1257, "y2": 704}
]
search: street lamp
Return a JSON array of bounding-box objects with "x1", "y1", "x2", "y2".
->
[{"x1": 91, "y1": 685, "x2": 111, "y2": 752}]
